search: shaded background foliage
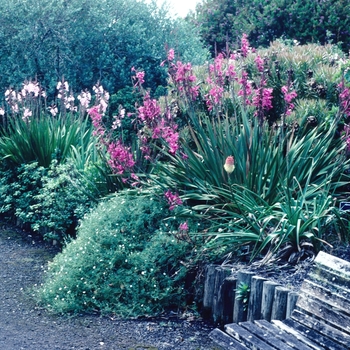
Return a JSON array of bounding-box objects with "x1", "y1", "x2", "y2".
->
[
  {"x1": 189, "y1": 0, "x2": 350, "y2": 55},
  {"x1": 0, "y1": 0, "x2": 209, "y2": 96}
]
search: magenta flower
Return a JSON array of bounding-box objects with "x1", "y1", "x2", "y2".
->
[
  {"x1": 169, "y1": 60, "x2": 199, "y2": 101},
  {"x1": 88, "y1": 106, "x2": 105, "y2": 137},
  {"x1": 132, "y1": 67, "x2": 145, "y2": 87},
  {"x1": 137, "y1": 94, "x2": 161, "y2": 123},
  {"x1": 238, "y1": 71, "x2": 252, "y2": 105},
  {"x1": 281, "y1": 85, "x2": 297, "y2": 115},
  {"x1": 255, "y1": 55, "x2": 264, "y2": 72},
  {"x1": 179, "y1": 222, "x2": 189, "y2": 232},
  {"x1": 241, "y1": 34, "x2": 250, "y2": 57},
  {"x1": 168, "y1": 48, "x2": 175, "y2": 61},
  {"x1": 164, "y1": 190, "x2": 183, "y2": 210},
  {"x1": 252, "y1": 81, "x2": 274, "y2": 114},
  {"x1": 339, "y1": 82, "x2": 350, "y2": 118},
  {"x1": 107, "y1": 140, "x2": 135, "y2": 175},
  {"x1": 205, "y1": 86, "x2": 224, "y2": 111},
  {"x1": 227, "y1": 63, "x2": 237, "y2": 81}
]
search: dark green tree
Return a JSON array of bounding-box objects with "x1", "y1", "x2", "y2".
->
[
  {"x1": 0, "y1": 0, "x2": 208, "y2": 96},
  {"x1": 189, "y1": 0, "x2": 350, "y2": 55}
]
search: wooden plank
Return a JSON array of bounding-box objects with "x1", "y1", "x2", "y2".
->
[
  {"x1": 261, "y1": 281, "x2": 280, "y2": 321},
  {"x1": 296, "y1": 295, "x2": 350, "y2": 335},
  {"x1": 271, "y1": 286, "x2": 289, "y2": 320},
  {"x1": 291, "y1": 309, "x2": 350, "y2": 346},
  {"x1": 212, "y1": 267, "x2": 231, "y2": 324},
  {"x1": 209, "y1": 328, "x2": 249, "y2": 350},
  {"x1": 273, "y1": 319, "x2": 327, "y2": 350},
  {"x1": 306, "y1": 269, "x2": 350, "y2": 302},
  {"x1": 218, "y1": 276, "x2": 237, "y2": 325},
  {"x1": 248, "y1": 276, "x2": 267, "y2": 322},
  {"x1": 240, "y1": 321, "x2": 296, "y2": 350},
  {"x1": 254, "y1": 319, "x2": 316, "y2": 350},
  {"x1": 283, "y1": 317, "x2": 347, "y2": 350},
  {"x1": 233, "y1": 271, "x2": 256, "y2": 323},
  {"x1": 203, "y1": 265, "x2": 217, "y2": 314},
  {"x1": 314, "y1": 251, "x2": 350, "y2": 279},
  {"x1": 299, "y1": 278, "x2": 350, "y2": 316},
  {"x1": 286, "y1": 291, "x2": 298, "y2": 319},
  {"x1": 225, "y1": 323, "x2": 278, "y2": 350}
]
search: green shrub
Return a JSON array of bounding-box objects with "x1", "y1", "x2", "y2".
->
[
  {"x1": 36, "y1": 192, "x2": 208, "y2": 317},
  {"x1": 0, "y1": 160, "x2": 97, "y2": 242},
  {"x1": 0, "y1": 0, "x2": 209, "y2": 96}
]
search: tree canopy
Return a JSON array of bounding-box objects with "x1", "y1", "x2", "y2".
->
[
  {"x1": 189, "y1": 0, "x2": 350, "y2": 55},
  {"x1": 0, "y1": 0, "x2": 209, "y2": 95}
]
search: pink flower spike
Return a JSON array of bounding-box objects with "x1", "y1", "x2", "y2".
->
[
  {"x1": 164, "y1": 190, "x2": 183, "y2": 210},
  {"x1": 168, "y1": 48, "x2": 175, "y2": 61},
  {"x1": 179, "y1": 222, "x2": 189, "y2": 232},
  {"x1": 241, "y1": 33, "x2": 250, "y2": 57},
  {"x1": 255, "y1": 55, "x2": 264, "y2": 72}
]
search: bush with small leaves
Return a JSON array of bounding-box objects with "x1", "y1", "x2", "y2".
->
[{"x1": 36, "y1": 192, "x2": 208, "y2": 317}]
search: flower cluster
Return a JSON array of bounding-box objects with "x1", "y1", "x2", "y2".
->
[
  {"x1": 168, "y1": 58, "x2": 199, "y2": 101},
  {"x1": 164, "y1": 190, "x2": 183, "y2": 210},
  {"x1": 21, "y1": 81, "x2": 42, "y2": 98},
  {"x1": 281, "y1": 85, "x2": 298, "y2": 115},
  {"x1": 205, "y1": 53, "x2": 237, "y2": 112},
  {"x1": 241, "y1": 33, "x2": 250, "y2": 58},
  {"x1": 92, "y1": 83, "x2": 109, "y2": 114},
  {"x1": 112, "y1": 108, "x2": 126, "y2": 130},
  {"x1": 4, "y1": 81, "x2": 46, "y2": 119},
  {"x1": 252, "y1": 79, "x2": 274, "y2": 122},
  {"x1": 57, "y1": 80, "x2": 76, "y2": 112},
  {"x1": 107, "y1": 140, "x2": 135, "y2": 176},
  {"x1": 132, "y1": 67, "x2": 145, "y2": 89},
  {"x1": 238, "y1": 71, "x2": 253, "y2": 106},
  {"x1": 77, "y1": 90, "x2": 92, "y2": 112},
  {"x1": 137, "y1": 93, "x2": 161, "y2": 124},
  {"x1": 255, "y1": 55, "x2": 264, "y2": 73},
  {"x1": 88, "y1": 106, "x2": 105, "y2": 138},
  {"x1": 135, "y1": 71, "x2": 180, "y2": 157}
]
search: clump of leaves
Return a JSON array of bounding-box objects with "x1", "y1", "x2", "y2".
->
[
  {"x1": 235, "y1": 282, "x2": 250, "y2": 311},
  {"x1": 0, "y1": 160, "x2": 97, "y2": 243},
  {"x1": 36, "y1": 192, "x2": 207, "y2": 317}
]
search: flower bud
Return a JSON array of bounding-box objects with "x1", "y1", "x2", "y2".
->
[{"x1": 224, "y1": 156, "x2": 235, "y2": 174}]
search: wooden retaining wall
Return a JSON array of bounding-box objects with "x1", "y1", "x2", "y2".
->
[{"x1": 203, "y1": 265, "x2": 299, "y2": 325}]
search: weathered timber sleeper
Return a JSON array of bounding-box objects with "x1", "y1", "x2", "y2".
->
[{"x1": 209, "y1": 251, "x2": 350, "y2": 349}]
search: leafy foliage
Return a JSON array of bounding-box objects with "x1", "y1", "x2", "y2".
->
[
  {"x1": 0, "y1": 0, "x2": 209, "y2": 96},
  {"x1": 190, "y1": 0, "x2": 350, "y2": 54},
  {"x1": 36, "y1": 192, "x2": 207, "y2": 317},
  {"x1": 139, "y1": 39, "x2": 350, "y2": 263},
  {"x1": 0, "y1": 160, "x2": 97, "y2": 242},
  {"x1": 0, "y1": 115, "x2": 94, "y2": 168}
]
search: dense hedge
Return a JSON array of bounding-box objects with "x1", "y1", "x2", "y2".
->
[{"x1": 190, "y1": 0, "x2": 350, "y2": 54}]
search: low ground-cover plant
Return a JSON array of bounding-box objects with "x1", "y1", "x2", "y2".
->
[{"x1": 36, "y1": 192, "x2": 211, "y2": 317}]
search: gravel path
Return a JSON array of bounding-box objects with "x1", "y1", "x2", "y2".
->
[{"x1": 0, "y1": 225, "x2": 218, "y2": 350}]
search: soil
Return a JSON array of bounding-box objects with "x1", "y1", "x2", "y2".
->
[{"x1": 0, "y1": 224, "x2": 219, "y2": 350}]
